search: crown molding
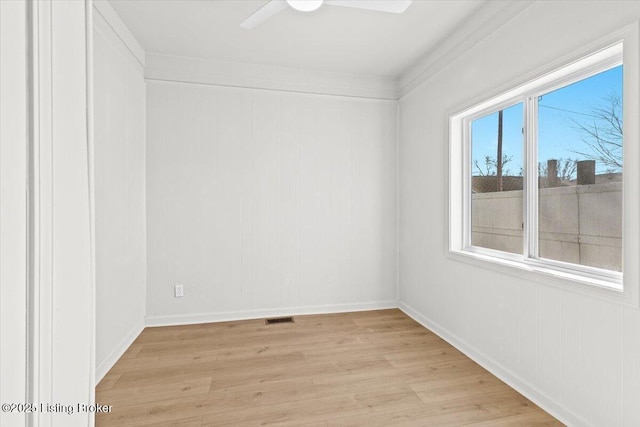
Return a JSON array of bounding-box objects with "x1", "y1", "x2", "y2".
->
[
  {"x1": 398, "y1": 0, "x2": 536, "y2": 98},
  {"x1": 145, "y1": 52, "x2": 398, "y2": 100},
  {"x1": 93, "y1": 0, "x2": 145, "y2": 69}
]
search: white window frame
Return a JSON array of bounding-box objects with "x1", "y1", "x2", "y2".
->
[{"x1": 449, "y1": 25, "x2": 640, "y2": 307}]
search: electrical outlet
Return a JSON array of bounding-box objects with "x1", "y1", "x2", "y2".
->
[{"x1": 174, "y1": 284, "x2": 184, "y2": 298}]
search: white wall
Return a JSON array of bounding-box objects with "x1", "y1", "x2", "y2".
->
[
  {"x1": 145, "y1": 81, "x2": 398, "y2": 323},
  {"x1": 93, "y1": 1, "x2": 146, "y2": 382},
  {"x1": 399, "y1": 2, "x2": 640, "y2": 426}
]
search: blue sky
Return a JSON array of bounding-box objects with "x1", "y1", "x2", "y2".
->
[{"x1": 471, "y1": 65, "x2": 623, "y2": 178}]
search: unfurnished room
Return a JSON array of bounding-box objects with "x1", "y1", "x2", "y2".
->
[{"x1": 1, "y1": 0, "x2": 640, "y2": 426}]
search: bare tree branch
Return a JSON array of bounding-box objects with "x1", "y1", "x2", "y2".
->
[
  {"x1": 570, "y1": 94, "x2": 623, "y2": 170},
  {"x1": 473, "y1": 155, "x2": 512, "y2": 177}
]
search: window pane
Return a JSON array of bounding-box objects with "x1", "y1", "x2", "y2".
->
[
  {"x1": 471, "y1": 103, "x2": 524, "y2": 253},
  {"x1": 537, "y1": 65, "x2": 622, "y2": 271}
]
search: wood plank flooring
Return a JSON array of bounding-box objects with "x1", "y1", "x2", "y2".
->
[{"x1": 96, "y1": 309, "x2": 563, "y2": 426}]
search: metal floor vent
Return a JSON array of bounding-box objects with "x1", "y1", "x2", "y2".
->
[{"x1": 265, "y1": 316, "x2": 294, "y2": 325}]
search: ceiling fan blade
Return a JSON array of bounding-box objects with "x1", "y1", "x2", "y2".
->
[
  {"x1": 240, "y1": 0, "x2": 288, "y2": 29},
  {"x1": 324, "y1": 0, "x2": 412, "y2": 14}
]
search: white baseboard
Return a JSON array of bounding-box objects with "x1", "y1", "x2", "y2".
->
[
  {"x1": 398, "y1": 301, "x2": 590, "y2": 427},
  {"x1": 95, "y1": 320, "x2": 145, "y2": 384},
  {"x1": 145, "y1": 300, "x2": 399, "y2": 327}
]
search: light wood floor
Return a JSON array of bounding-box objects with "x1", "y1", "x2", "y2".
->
[{"x1": 96, "y1": 309, "x2": 563, "y2": 426}]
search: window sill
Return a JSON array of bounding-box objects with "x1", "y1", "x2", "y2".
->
[{"x1": 447, "y1": 249, "x2": 631, "y2": 304}]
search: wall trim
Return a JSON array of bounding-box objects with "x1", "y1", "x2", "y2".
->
[
  {"x1": 145, "y1": 301, "x2": 398, "y2": 327},
  {"x1": 30, "y1": 1, "x2": 95, "y2": 423},
  {"x1": 95, "y1": 320, "x2": 145, "y2": 384},
  {"x1": 93, "y1": 0, "x2": 145, "y2": 69},
  {"x1": 0, "y1": 2, "x2": 29, "y2": 425},
  {"x1": 145, "y1": 53, "x2": 398, "y2": 100},
  {"x1": 93, "y1": 12, "x2": 143, "y2": 76},
  {"x1": 145, "y1": 78, "x2": 399, "y2": 105},
  {"x1": 398, "y1": 301, "x2": 591, "y2": 427},
  {"x1": 398, "y1": 0, "x2": 535, "y2": 98}
]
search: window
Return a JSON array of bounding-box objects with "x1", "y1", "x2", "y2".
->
[
  {"x1": 536, "y1": 67, "x2": 623, "y2": 272},
  {"x1": 470, "y1": 102, "x2": 524, "y2": 254},
  {"x1": 450, "y1": 43, "x2": 630, "y2": 292}
]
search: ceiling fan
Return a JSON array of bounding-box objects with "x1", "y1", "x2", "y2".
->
[{"x1": 241, "y1": 0, "x2": 413, "y2": 29}]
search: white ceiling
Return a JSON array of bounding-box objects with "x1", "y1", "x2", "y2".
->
[{"x1": 109, "y1": 0, "x2": 486, "y2": 77}]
